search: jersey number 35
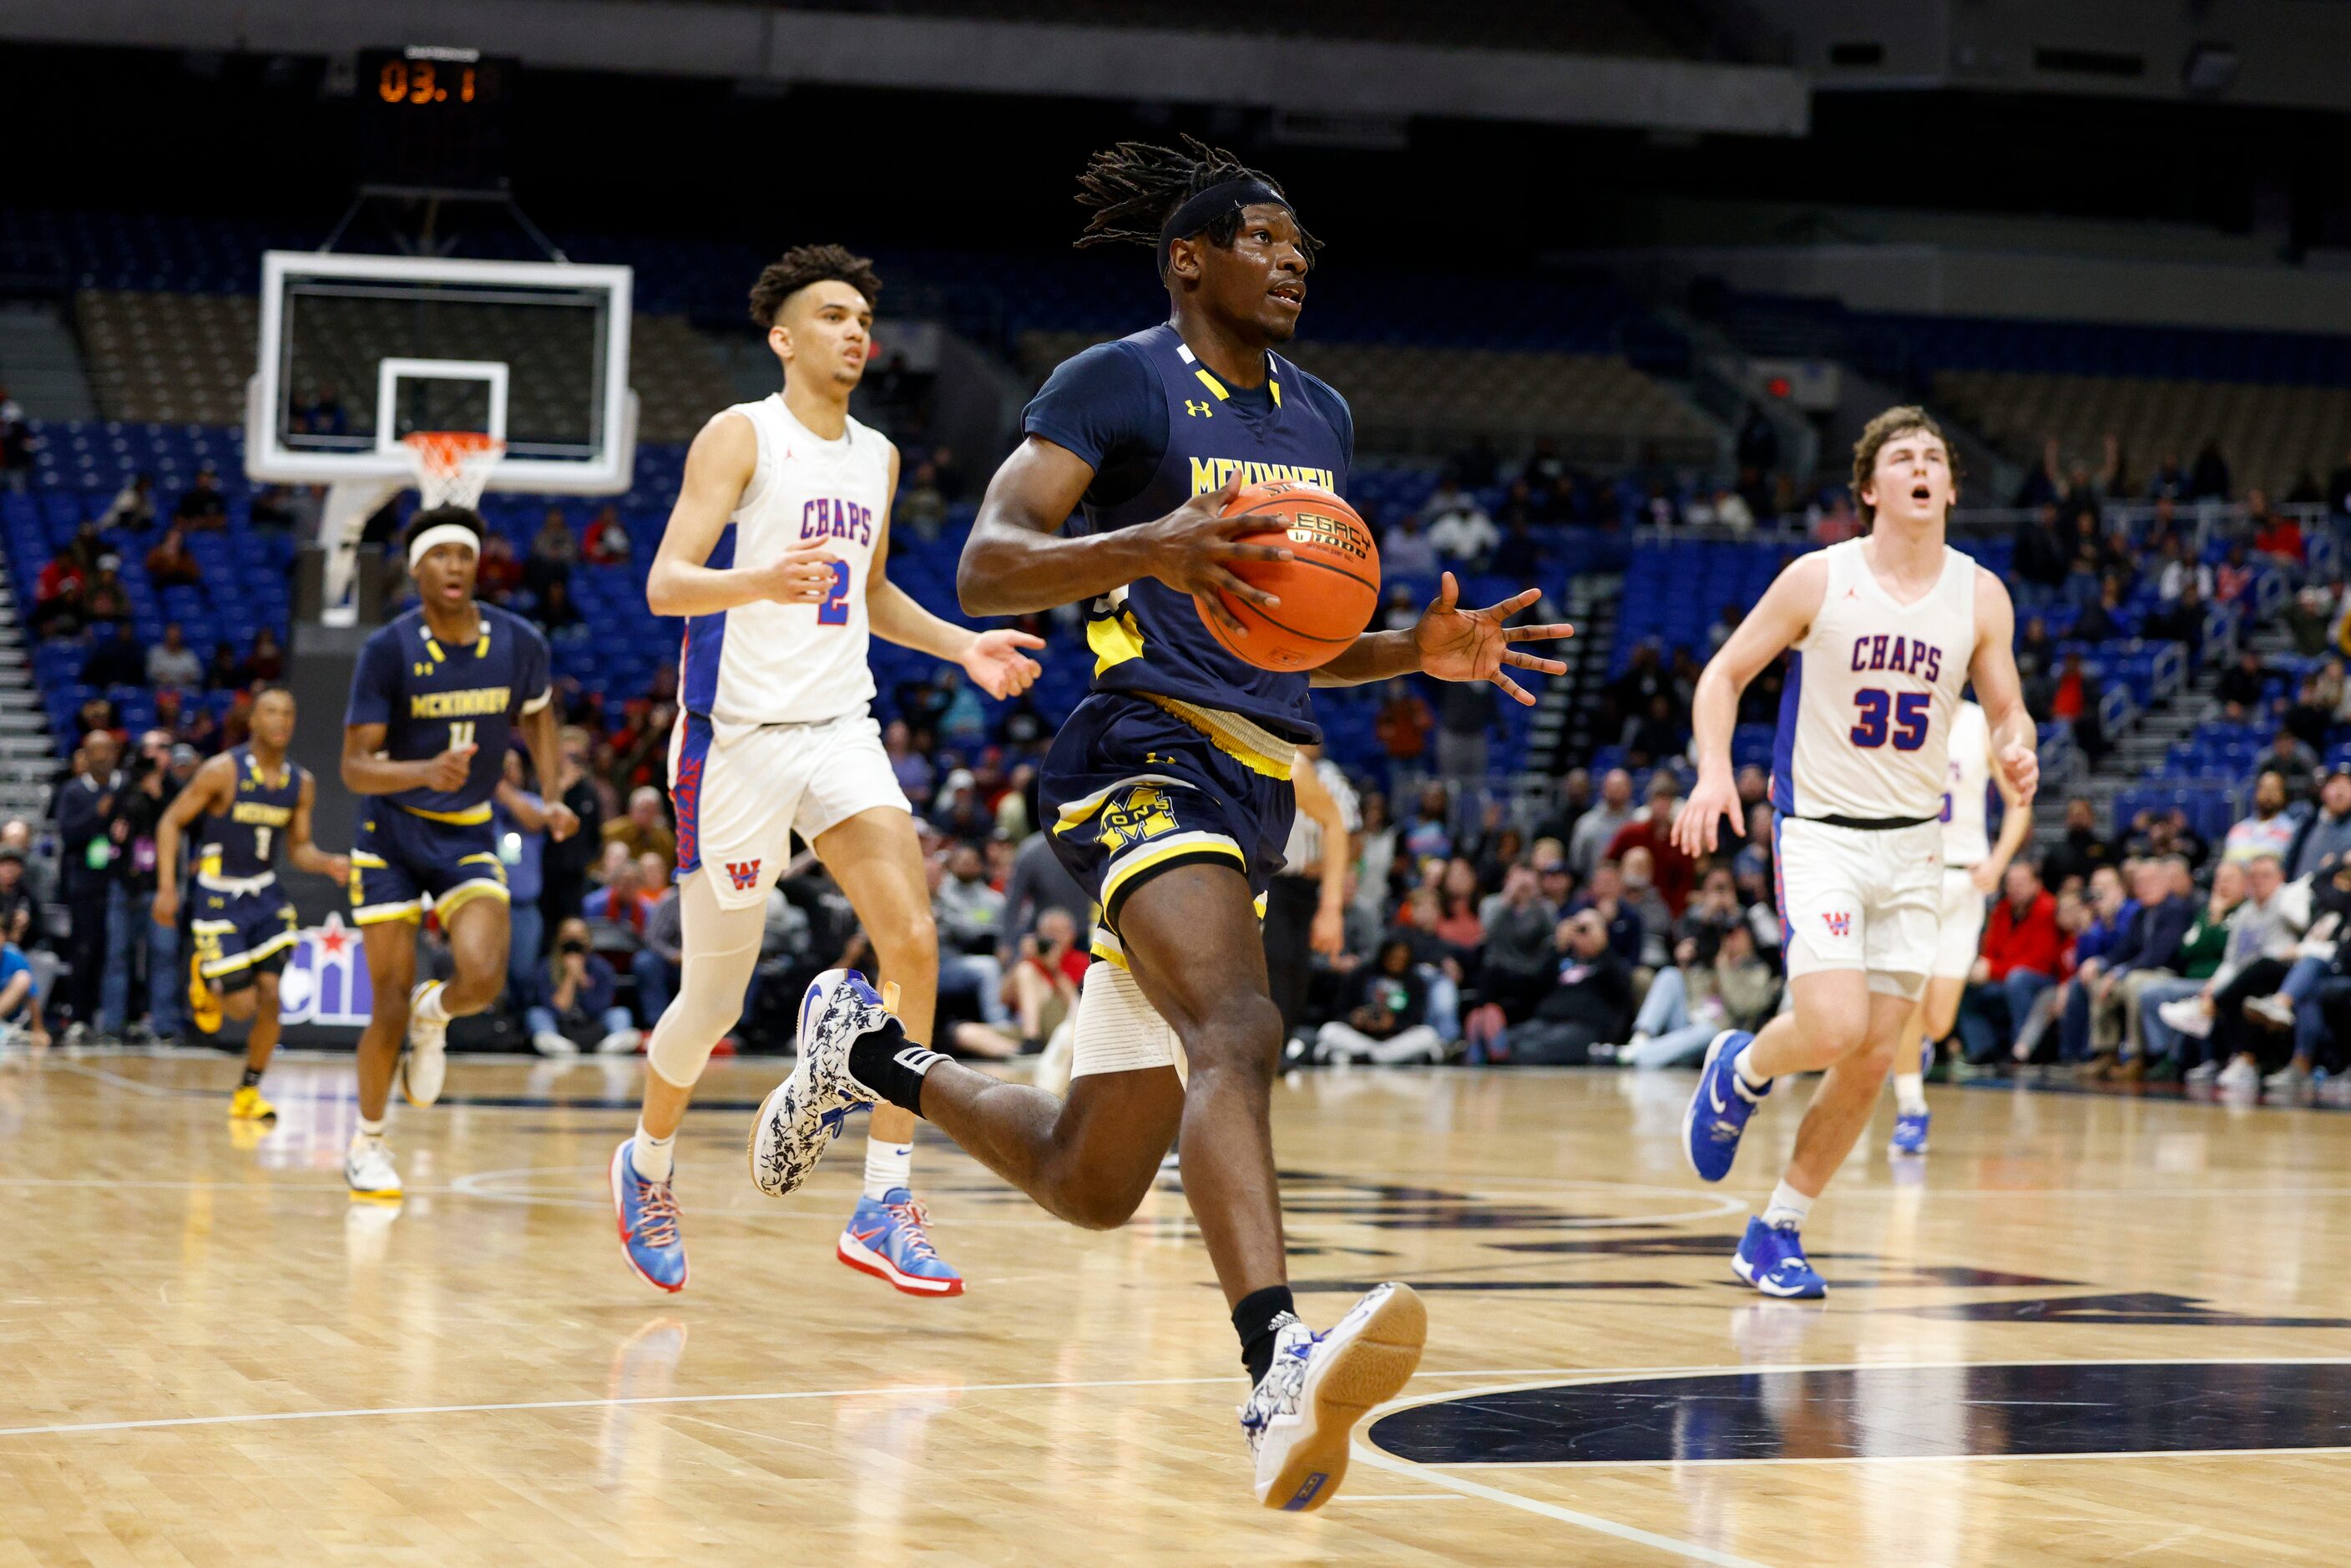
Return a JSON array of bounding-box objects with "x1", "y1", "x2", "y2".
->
[{"x1": 1850, "y1": 689, "x2": 1929, "y2": 751}]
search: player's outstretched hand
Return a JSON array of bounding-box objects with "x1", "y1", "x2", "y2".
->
[
  {"x1": 422, "y1": 743, "x2": 476, "y2": 793},
  {"x1": 544, "y1": 802, "x2": 580, "y2": 843},
  {"x1": 757, "y1": 544, "x2": 846, "y2": 605},
  {"x1": 1672, "y1": 769, "x2": 1744, "y2": 858},
  {"x1": 150, "y1": 887, "x2": 178, "y2": 929},
  {"x1": 962, "y1": 629, "x2": 1046, "y2": 700},
  {"x1": 1998, "y1": 741, "x2": 2040, "y2": 804},
  {"x1": 1141, "y1": 469, "x2": 1296, "y2": 640},
  {"x1": 1412, "y1": 574, "x2": 1575, "y2": 706}
]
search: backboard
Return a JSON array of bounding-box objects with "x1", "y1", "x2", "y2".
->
[{"x1": 245, "y1": 250, "x2": 636, "y2": 494}]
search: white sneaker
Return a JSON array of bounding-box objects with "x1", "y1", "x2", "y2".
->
[
  {"x1": 1241, "y1": 1282, "x2": 1427, "y2": 1512},
  {"x1": 747, "y1": 969, "x2": 886, "y2": 1199},
  {"x1": 533, "y1": 1029, "x2": 579, "y2": 1058},
  {"x1": 2216, "y1": 1056, "x2": 2260, "y2": 1093},
  {"x1": 2263, "y1": 1062, "x2": 2310, "y2": 1095},
  {"x1": 2246, "y1": 994, "x2": 2297, "y2": 1030},
  {"x1": 399, "y1": 983, "x2": 448, "y2": 1107},
  {"x1": 596, "y1": 1027, "x2": 644, "y2": 1056},
  {"x1": 2157, "y1": 997, "x2": 2215, "y2": 1040},
  {"x1": 345, "y1": 1137, "x2": 402, "y2": 1199},
  {"x1": 2184, "y1": 1060, "x2": 2221, "y2": 1085}
]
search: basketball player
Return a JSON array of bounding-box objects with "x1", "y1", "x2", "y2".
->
[
  {"x1": 341, "y1": 508, "x2": 577, "y2": 1197},
  {"x1": 750, "y1": 138, "x2": 1572, "y2": 1510},
  {"x1": 1673, "y1": 407, "x2": 2037, "y2": 1298},
  {"x1": 605, "y1": 245, "x2": 1044, "y2": 1297},
  {"x1": 1887, "y1": 696, "x2": 2030, "y2": 1156},
  {"x1": 151, "y1": 687, "x2": 351, "y2": 1121}
]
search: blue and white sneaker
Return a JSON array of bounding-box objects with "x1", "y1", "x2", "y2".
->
[
  {"x1": 1681, "y1": 1030, "x2": 1769, "y2": 1183},
  {"x1": 747, "y1": 969, "x2": 886, "y2": 1199},
  {"x1": 1732, "y1": 1216, "x2": 1826, "y2": 1299},
  {"x1": 838, "y1": 1187, "x2": 964, "y2": 1297},
  {"x1": 609, "y1": 1139, "x2": 688, "y2": 1292},
  {"x1": 1240, "y1": 1282, "x2": 1427, "y2": 1512},
  {"x1": 1889, "y1": 1111, "x2": 1930, "y2": 1156}
]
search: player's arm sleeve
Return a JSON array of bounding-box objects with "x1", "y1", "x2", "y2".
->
[
  {"x1": 516, "y1": 622, "x2": 554, "y2": 716},
  {"x1": 344, "y1": 631, "x2": 398, "y2": 729},
  {"x1": 1019, "y1": 341, "x2": 1158, "y2": 478}
]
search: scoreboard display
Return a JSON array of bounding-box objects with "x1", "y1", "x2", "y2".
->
[{"x1": 356, "y1": 46, "x2": 517, "y2": 192}]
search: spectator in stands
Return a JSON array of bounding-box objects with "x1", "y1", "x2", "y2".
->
[
  {"x1": 0, "y1": 844, "x2": 37, "y2": 953},
  {"x1": 237, "y1": 629, "x2": 285, "y2": 686},
  {"x1": 2214, "y1": 542, "x2": 2255, "y2": 609},
  {"x1": 2048, "y1": 653, "x2": 2106, "y2": 762},
  {"x1": 1426, "y1": 491, "x2": 1497, "y2": 566},
  {"x1": 53, "y1": 736, "x2": 120, "y2": 1034},
  {"x1": 2226, "y1": 771, "x2": 2299, "y2": 862},
  {"x1": 0, "y1": 922, "x2": 49, "y2": 1051},
  {"x1": 494, "y1": 755, "x2": 550, "y2": 996},
  {"x1": 2146, "y1": 451, "x2": 2189, "y2": 502},
  {"x1": 99, "y1": 731, "x2": 179, "y2": 1041},
  {"x1": 525, "y1": 508, "x2": 577, "y2": 603},
  {"x1": 1497, "y1": 910, "x2": 1631, "y2": 1065},
  {"x1": 1616, "y1": 919, "x2": 1776, "y2": 1070},
  {"x1": 2130, "y1": 860, "x2": 2243, "y2": 1077},
  {"x1": 534, "y1": 578, "x2": 586, "y2": 638},
  {"x1": 2247, "y1": 489, "x2": 2304, "y2": 564},
  {"x1": 2162, "y1": 854, "x2": 2307, "y2": 1091},
  {"x1": 144, "y1": 526, "x2": 201, "y2": 589},
  {"x1": 102, "y1": 474, "x2": 155, "y2": 533},
  {"x1": 2279, "y1": 682, "x2": 2331, "y2": 757},
  {"x1": 1374, "y1": 680, "x2": 1433, "y2": 777},
  {"x1": 541, "y1": 729, "x2": 604, "y2": 928},
  {"x1": 1416, "y1": 478, "x2": 1470, "y2": 528},
  {"x1": 602, "y1": 785, "x2": 676, "y2": 872},
  {"x1": 583, "y1": 504, "x2": 630, "y2": 566},
  {"x1": 1530, "y1": 767, "x2": 1591, "y2": 848},
  {"x1": 1382, "y1": 514, "x2": 1438, "y2": 582},
  {"x1": 28, "y1": 568, "x2": 86, "y2": 641},
  {"x1": 1625, "y1": 693, "x2": 1686, "y2": 769},
  {"x1": 1608, "y1": 642, "x2": 1671, "y2": 741},
  {"x1": 584, "y1": 850, "x2": 655, "y2": 935},
  {"x1": 1398, "y1": 782, "x2": 1454, "y2": 864},
  {"x1": 1474, "y1": 864, "x2": 1559, "y2": 1023},
  {"x1": 2146, "y1": 578, "x2": 2207, "y2": 658},
  {"x1": 475, "y1": 532, "x2": 523, "y2": 606},
  {"x1": 1605, "y1": 773, "x2": 1693, "y2": 916},
  {"x1": 1435, "y1": 682, "x2": 1495, "y2": 796},
  {"x1": 2188, "y1": 440, "x2": 2231, "y2": 501},
  {"x1": 1615, "y1": 846, "x2": 1675, "y2": 973},
  {"x1": 898, "y1": 461, "x2": 948, "y2": 541},
  {"x1": 145, "y1": 624, "x2": 201, "y2": 690},
  {"x1": 630, "y1": 879, "x2": 685, "y2": 1031},
  {"x1": 934, "y1": 842, "x2": 1011, "y2": 1029},
  {"x1": 1003, "y1": 907, "x2": 1084, "y2": 1056},
  {"x1": 2070, "y1": 576, "x2": 2125, "y2": 642},
  {"x1": 2011, "y1": 503, "x2": 2070, "y2": 606},
  {"x1": 2217, "y1": 648, "x2": 2269, "y2": 722},
  {"x1": 2152, "y1": 534, "x2": 2205, "y2": 604},
  {"x1": 1568, "y1": 767, "x2": 1636, "y2": 879},
  {"x1": 526, "y1": 916, "x2": 640, "y2": 1058},
  {"x1": 248, "y1": 484, "x2": 297, "y2": 534},
  {"x1": 1570, "y1": 859, "x2": 1642, "y2": 969},
  {"x1": 1962, "y1": 860, "x2": 2064, "y2": 1065},
  {"x1": 2078, "y1": 857, "x2": 2195, "y2": 1076},
  {"x1": 75, "y1": 619, "x2": 139, "y2": 689},
  {"x1": 883, "y1": 720, "x2": 934, "y2": 809},
  {"x1": 171, "y1": 468, "x2": 227, "y2": 531},
  {"x1": 2289, "y1": 767, "x2": 2351, "y2": 879},
  {"x1": 2240, "y1": 857, "x2": 2351, "y2": 1094},
  {"x1": 83, "y1": 558, "x2": 129, "y2": 628},
  {"x1": 1317, "y1": 937, "x2": 1443, "y2": 1065},
  {"x1": 1378, "y1": 584, "x2": 1419, "y2": 632}
]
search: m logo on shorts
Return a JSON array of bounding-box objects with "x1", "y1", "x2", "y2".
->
[
  {"x1": 1098, "y1": 786, "x2": 1179, "y2": 852},
  {"x1": 1822, "y1": 911, "x2": 1853, "y2": 938},
  {"x1": 726, "y1": 859, "x2": 761, "y2": 891}
]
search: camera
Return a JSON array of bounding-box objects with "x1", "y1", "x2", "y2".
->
[{"x1": 559, "y1": 938, "x2": 589, "y2": 956}]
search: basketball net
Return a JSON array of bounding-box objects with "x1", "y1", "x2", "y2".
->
[{"x1": 401, "y1": 431, "x2": 505, "y2": 511}]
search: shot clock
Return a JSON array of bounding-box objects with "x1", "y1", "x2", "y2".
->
[{"x1": 356, "y1": 46, "x2": 518, "y2": 193}]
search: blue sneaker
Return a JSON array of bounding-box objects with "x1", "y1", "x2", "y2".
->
[
  {"x1": 838, "y1": 1187, "x2": 964, "y2": 1297},
  {"x1": 1889, "y1": 1110, "x2": 1930, "y2": 1156},
  {"x1": 1732, "y1": 1216, "x2": 1826, "y2": 1299},
  {"x1": 1682, "y1": 1030, "x2": 1768, "y2": 1183},
  {"x1": 609, "y1": 1139, "x2": 688, "y2": 1292}
]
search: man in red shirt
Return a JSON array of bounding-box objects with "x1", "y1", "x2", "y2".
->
[
  {"x1": 1605, "y1": 773, "x2": 1696, "y2": 916},
  {"x1": 1968, "y1": 859, "x2": 2061, "y2": 1062}
]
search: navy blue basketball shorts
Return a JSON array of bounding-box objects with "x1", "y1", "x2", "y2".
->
[
  {"x1": 190, "y1": 878, "x2": 300, "y2": 993},
  {"x1": 350, "y1": 807, "x2": 508, "y2": 927}
]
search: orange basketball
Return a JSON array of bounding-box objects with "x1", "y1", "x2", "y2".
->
[{"x1": 1203, "y1": 480, "x2": 1380, "y2": 673}]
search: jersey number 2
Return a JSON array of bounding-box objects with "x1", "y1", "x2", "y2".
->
[
  {"x1": 817, "y1": 561, "x2": 853, "y2": 626},
  {"x1": 1851, "y1": 690, "x2": 1929, "y2": 751}
]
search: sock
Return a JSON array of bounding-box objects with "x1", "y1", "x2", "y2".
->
[
  {"x1": 411, "y1": 981, "x2": 449, "y2": 1025},
  {"x1": 1733, "y1": 1039, "x2": 1771, "y2": 1098},
  {"x1": 353, "y1": 1115, "x2": 386, "y2": 1147},
  {"x1": 1893, "y1": 1066, "x2": 1929, "y2": 1117},
  {"x1": 631, "y1": 1122, "x2": 675, "y2": 1182},
  {"x1": 240, "y1": 1065, "x2": 263, "y2": 1090},
  {"x1": 1762, "y1": 1180, "x2": 1813, "y2": 1232},
  {"x1": 863, "y1": 1137, "x2": 913, "y2": 1201},
  {"x1": 1233, "y1": 1284, "x2": 1297, "y2": 1387},
  {"x1": 847, "y1": 1026, "x2": 943, "y2": 1117}
]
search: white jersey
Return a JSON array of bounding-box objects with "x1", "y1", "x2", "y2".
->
[
  {"x1": 1771, "y1": 538, "x2": 1977, "y2": 822},
  {"x1": 1939, "y1": 701, "x2": 1992, "y2": 867},
  {"x1": 679, "y1": 394, "x2": 892, "y2": 729}
]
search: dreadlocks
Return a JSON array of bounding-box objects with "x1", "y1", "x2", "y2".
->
[{"x1": 1073, "y1": 134, "x2": 1320, "y2": 275}]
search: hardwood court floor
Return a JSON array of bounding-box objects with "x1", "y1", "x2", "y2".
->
[{"x1": 5, "y1": 1050, "x2": 2350, "y2": 1567}]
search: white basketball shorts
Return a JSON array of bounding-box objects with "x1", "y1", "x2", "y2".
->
[
  {"x1": 1773, "y1": 816, "x2": 1941, "y2": 995},
  {"x1": 1933, "y1": 866, "x2": 1990, "y2": 980},
  {"x1": 670, "y1": 709, "x2": 911, "y2": 910}
]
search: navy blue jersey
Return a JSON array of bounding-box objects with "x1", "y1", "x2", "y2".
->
[
  {"x1": 1022, "y1": 322, "x2": 1354, "y2": 744},
  {"x1": 345, "y1": 604, "x2": 552, "y2": 823},
  {"x1": 194, "y1": 745, "x2": 305, "y2": 882}
]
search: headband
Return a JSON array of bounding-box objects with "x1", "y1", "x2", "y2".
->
[
  {"x1": 1158, "y1": 178, "x2": 1292, "y2": 271},
  {"x1": 407, "y1": 523, "x2": 481, "y2": 574}
]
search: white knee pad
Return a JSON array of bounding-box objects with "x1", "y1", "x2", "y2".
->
[
  {"x1": 1070, "y1": 960, "x2": 1186, "y2": 1085},
  {"x1": 644, "y1": 871, "x2": 765, "y2": 1090}
]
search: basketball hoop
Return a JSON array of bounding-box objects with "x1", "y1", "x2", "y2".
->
[{"x1": 401, "y1": 431, "x2": 506, "y2": 511}]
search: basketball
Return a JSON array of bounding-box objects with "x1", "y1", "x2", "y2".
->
[{"x1": 1201, "y1": 480, "x2": 1380, "y2": 672}]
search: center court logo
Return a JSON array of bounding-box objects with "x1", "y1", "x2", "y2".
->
[{"x1": 1822, "y1": 911, "x2": 1853, "y2": 938}]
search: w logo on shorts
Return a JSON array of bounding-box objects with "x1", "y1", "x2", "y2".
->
[
  {"x1": 726, "y1": 859, "x2": 761, "y2": 891},
  {"x1": 1821, "y1": 911, "x2": 1853, "y2": 938}
]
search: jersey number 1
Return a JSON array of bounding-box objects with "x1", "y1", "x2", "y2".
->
[
  {"x1": 817, "y1": 561, "x2": 853, "y2": 626},
  {"x1": 1850, "y1": 689, "x2": 1929, "y2": 751}
]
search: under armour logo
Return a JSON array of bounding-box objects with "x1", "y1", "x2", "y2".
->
[
  {"x1": 1822, "y1": 911, "x2": 1853, "y2": 938},
  {"x1": 726, "y1": 859, "x2": 761, "y2": 890},
  {"x1": 1185, "y1": 400, "x2": 1213, "y2": 418}
]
